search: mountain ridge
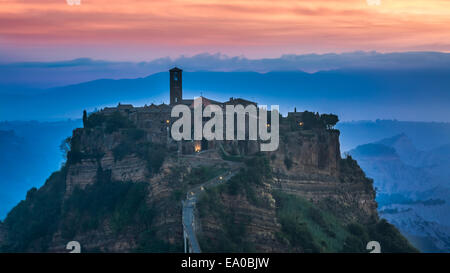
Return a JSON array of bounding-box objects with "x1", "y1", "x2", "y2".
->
[
  {"x1": 349, "y1": 134, "x2": 450, "y2": 252},
  {"x1": 3, "y1": 69, "x2": 450, "y2": 122}
]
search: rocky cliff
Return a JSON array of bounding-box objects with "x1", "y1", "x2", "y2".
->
[
  {"x1": 0, "y1": 109, "x2": 416, "y2": 253},
  {"x1": 195, "y1": 128, "x2": 397, "y2": 253},
  {"x1": 0, "y1": 223, "x2": 5, "y2": 243},
  {"x1": 271, "y1": 129, "x2": 377, "y2": 224}
]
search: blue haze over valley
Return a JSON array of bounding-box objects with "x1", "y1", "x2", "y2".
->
[{"x1": 1, "y1": 52, "x2": 450, "y2": 252}]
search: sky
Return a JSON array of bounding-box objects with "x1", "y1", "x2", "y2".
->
[{"x1": 1, "y1": 0, "x2": 450, "y2": 62}]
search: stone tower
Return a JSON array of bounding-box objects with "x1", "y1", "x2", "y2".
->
[{"x1": 170, "y1": 67, "x2": 182, "y2": 104}]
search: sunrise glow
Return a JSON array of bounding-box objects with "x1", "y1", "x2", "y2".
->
[{"x1": 1, "y1": 0, "x2": 450, "y2": 60}]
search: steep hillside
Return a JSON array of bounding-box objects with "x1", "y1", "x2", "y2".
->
[
  {"x1": 0, "y1": 109, "x2": 417, "y2": 253},
  {"x1": 197, "y1": 132, "x2": 415, "y2": 252}
]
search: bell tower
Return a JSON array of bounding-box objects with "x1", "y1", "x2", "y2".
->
[{"x1": 170, "y1": 67, "x2": 182, "y2": 104}]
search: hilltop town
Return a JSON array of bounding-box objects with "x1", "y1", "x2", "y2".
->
[
  {"x1": 91, "y1": 67, "x2": 338, "y2": 155},
  {"x1": 0, "y1": 68, "x2": 416, "y2": 253}
]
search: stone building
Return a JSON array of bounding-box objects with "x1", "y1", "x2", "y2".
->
[{"x1": 95, "y1": 67, "x2": 311, "y2": 155}]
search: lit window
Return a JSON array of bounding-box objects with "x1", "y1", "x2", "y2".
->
[{"x1": 195, "y1": 143, "x2": 201, "y2": 152}]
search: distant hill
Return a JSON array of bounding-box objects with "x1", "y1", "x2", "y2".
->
[
  {"x1": 349, "y1": 136, "x2": 442, "y2": 197},
  {"x1": 2, "y1": 68, "x2": 450, "y2": 122},
  {"x1": 0, "y1": 120, "x2": 81, "y2": 219},
  {"x1": 349, "y1": 134, "x2": 450, "y2": 252},
  {"x1": 0, "y1": 130, "x2": 27, "y2": 218},
  {"x1": 3, "y1": 52, "x2": 450, "y2": 88},
  {"x1": 349, "y1": 143, "x2": 397, "y2": 158},
  {"x1": 338, "y1": 120, "x2": 450, "y2": 152}
]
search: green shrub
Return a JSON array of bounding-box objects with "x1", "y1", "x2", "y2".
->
[
  {"x1": 320, "y1": 114, "x2": 339, "y2": 129},
  {"x1": 134, "y1": 229, "x2": 181, "y2": 253},
  {"x1": 85, "y1": 112, "x2": 106, "y2": 128},
  {"x1": 124, "y1": 128, "x2": 146, "y2": 141},
  {"x1": 197, "y1": 188, "x2": 252, "y2": 253},
  {"x1": 222, "y1": 156, "x2": 271, "y2": 206},
  {"x1": 368, "y1": 219, "x2": 419, "y2": 253},
  {"x1": 112, "y1": 142, "x2": 134, "y2": 162},
  {"x1": 342, "y1": 220, "x2": 419, "y2": 253},
  {"x1": 218, "y1": 145, "x2": 243, "y2": 162},
  {"x1": 112, "y1": 140, "x2": 167, "y2": 176},
  {"x1": 140, "y1": 143, "x2": 167, "y2": 175},
  {"x1": 85, "y1": 111, "x2": 135, "y2": 133},
  {"x1": 279, "y1": 217, "x2": 319, "y2": 252},
  {"x1": 61, "y1": 168, "x2": 152, "y2": 237},
  {"x1": 2, "y1": 169, "x2": 67, "y2": 252},
  {"x1": 284, "y1": 157, "x2": 293, "y2": 170},
  {"x1": 273, "y1": 191, "x2": 324, "y2": 252},
  {"x1": 184, "y1": 166, "x2": 225, "y2": 186}
]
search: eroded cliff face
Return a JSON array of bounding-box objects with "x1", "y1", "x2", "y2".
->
[
  {"x1": 196, "y1": 128, "x2": 380, "y2": 253},
  {"x1": 45, "y1": 157, "x2": 184, "y2": 253},
  {"x1": 271, "y1": 129, "x2": 378, "y2": 224},
  {"x1": 0, "y1": 117, "x2": 188, "y2": 252},
  {"x1": 274, "y1": 130, "x2": 341, "y2": 176},
  {"x1": 65, "y1": 153, "x2": 149, "y2": 195},
  {"x1": 0, "y1": 223, "x2": 5, "y2": 243},
  {"x1": 64, "y1": 128, "x2": 150, "y2": 196},
  {"x1": 199, "y1": 190, "x2": 290, "y2": 253}
]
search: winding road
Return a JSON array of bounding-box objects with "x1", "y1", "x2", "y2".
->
[{"x1": 182, "y1": 158, "x2": 241, "y2": 253}]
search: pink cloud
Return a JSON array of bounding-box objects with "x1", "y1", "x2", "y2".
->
[{"x1": 1, "y1": 0, "x2": 450, "y2": 60}]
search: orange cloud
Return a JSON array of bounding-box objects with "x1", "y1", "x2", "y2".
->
[{"x1": 1, "y1": 0, "x2": 450, "y2": 59}]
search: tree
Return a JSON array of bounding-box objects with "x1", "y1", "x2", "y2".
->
[
  {"x1": 59, "y1": 137, "x2": 71, "y2": 161},
  {"x1": 320, "y1": 114, "x2": 339, "y2": 129},
  {"x1": 82, "y1": 110, "x2": 88, "y2": 128}
]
